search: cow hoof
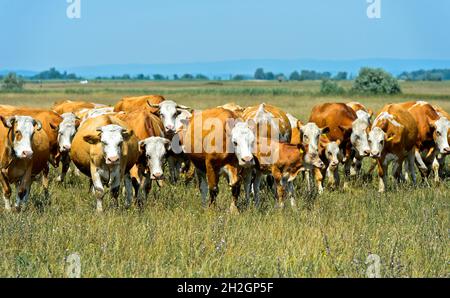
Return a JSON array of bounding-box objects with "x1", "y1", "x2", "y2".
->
[{"x1": 55, "y1": 176, "x2": 62, "y2": 183}]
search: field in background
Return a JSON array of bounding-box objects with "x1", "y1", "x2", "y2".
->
[{"x1": 0, "y1": 81, "x2": 448, "y2": 277}]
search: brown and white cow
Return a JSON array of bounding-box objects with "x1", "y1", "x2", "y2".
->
[
  {"x1": 0, "y1": 115, "x2": 50, "y2": 211},
  {"x1": 70, "y1": 115, "x2": 139, "y2": 212},
  {"x1": 114, "y1": 95, "x2": 165, "y2": 114},
  {"x1": 0, "y1": 106, "x2": 62, "y2": 168},
  {"x1": 52, "y1": 100, "x2": 107, "y2": 115},
  {"x1": 176, "y1": 108, "x2": 255, "y2": 213},
  {"x1": 242, "y1": 103, "x2": 292, "y2": 143},
  {"x1": 309, "y1": 103, "x2": 371, "y2": 183},
  {"x1": 115, "y1": 110, "x2": 169, "y2": 201},
  {"x1": 397, "y1": 101, "x2": 450, "y2": 182},
  {"x1": 368, "y1": 104, "x2": 419, "y2": 192},
  {"x1": 55, "y1": 112, "x2": 81, "y2": 182}
]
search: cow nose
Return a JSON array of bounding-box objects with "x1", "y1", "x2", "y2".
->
[
  {"x1": 363, "y1": 149, "x2": 371, "y2": 156},
  {"x1": 165, "y1": 125, "x2": 175, "y2": 132},
  {"x1": 315, "y1": 160, "x2": 325, "y2": 169},
  {"x1": 21, "y1": 150, "x2": 33, "y2": 159},
  {"x1": 444, "y1": 147, "x2": 450, "y2": 154},
  {"x1": 370, "y1": 152, "x2": 380, "y2": 158},
  {"x1": 62, "y1": 144, "x2": 71, "y2": 151},
  {"x1": 241, "y1": 156, "x2": 253, "y2": 163},
  {"x1": 106, "y1": 156, "x2": 119, "y2": 164},
  {"x1": 152, "y1": 172, "x2": 163, "y2": 179}
]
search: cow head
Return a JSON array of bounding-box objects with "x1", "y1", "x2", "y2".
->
[
  {"x1": 57, "y1": 113, "x2": 80, "y2": 153},
  {"x1": 83, "y1": 124, "x2": 133, "y2": 165},
  {"x1": 356, "y1": 110, "x2": 372, "y2": 126},
  {"x1": 149, "y1": 100, "x2": 192, "y2": 134},
  {"x1": 350, "y1": 118, "x2": 371, "y2": 158},
  {"x1": 430, "y1": 117, "x2": 450, "y2": 155},
  {"x1": 325, "y1": 140, "x2": 342, "y2": 169},
  {"x1": 230, "y1": 121, "x2": 255, "y2": 167},
  {"x1": 368, "y1": 127, "x2": 395, "y2": 158},
  {"x1": 1, "y1": 115, "x2": 42, "y2": 159},
  {"x1": 139, "y1": 137, "x2": 171, "y2": 180},
  {"x1": 300, "y1": 122, "x2": 328, "y2": 169}
]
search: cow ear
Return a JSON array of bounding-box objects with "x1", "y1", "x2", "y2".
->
[
  {"x1": 368, "y1": 109, "x2": 374, "y2": 118},
  {"x1": 75, "y1": 119, "x2": 81, "y2": 128},
  {"x1": 4, "y1": 116, "x2": 15, "y2": 128},
  {"x1": 122, "y1": 129, "x2": 133, "y2": 141},
  {"x1": 296, "y1": 143, "x2": 305, "y2": 154},
  {"x1": 163, "y1": 138, "x2": 172, "y2": 151},
  {"x1": 335, "y1": 139, "x2": 341, "y2": 146},
  {"x1": 321, "y1": 126, "x2": 330, "y2": 135},
  {"x1": 83, "y1": 134, "x2": 101, "y2": 144}
]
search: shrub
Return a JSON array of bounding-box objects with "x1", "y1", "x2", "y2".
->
[
  {"x1": 352, "y1": 67, "x2": 401, "y2": 95},
  {"x1": 320, "y1": 79, "x2": 345, "y2": 95},
  {"x1": 2, "y1": 72, "x2": 24, "y2": 91}
]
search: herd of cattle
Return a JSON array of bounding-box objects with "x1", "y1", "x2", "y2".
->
[{"x1": 0, "y1": 95, "x2": 448, "y2": 213}]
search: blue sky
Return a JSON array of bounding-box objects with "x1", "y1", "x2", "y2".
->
[{"x1": 1, "y1": 0, "x2": 450, "y2": 70}]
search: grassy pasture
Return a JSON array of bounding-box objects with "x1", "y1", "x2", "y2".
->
[{"x1": 0, "y1": 80, "x2": 448, "y2": 277}]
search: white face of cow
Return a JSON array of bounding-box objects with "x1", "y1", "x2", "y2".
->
[
  {"x1": 433, "y1": 117, "x2": 450, "y2": 154},
  {"x1": 175, "y1": 109, "x2": 192, "y2": 131},
  {"x1": 326, "y1": 141, "x2": 341, "y2": 168},
  {"x1": 300, "y1": 123, "x2": 326, "y2": 169},
  {"x1": 351, "y1": 119, "x2": 371, "y2": 158},
  {"x1": 58, "y1": 113, "x2": 79, "y2": 153},
  {"x1": 4, "y1": 116, "x2": 41, "y2": 159},
  {"x1": 84, "y1": 124, "x2": 131, "y2": 166},
  {"x1": 139, "y1": 137, "x2": 170, "y2": 180},
  {"x1": 157, "y1": 100, "x2": 190, "y2": 134},
  {"x1": 368, "y1": 127, "x2": 387, "y2": 158},
  {"x1": 231, "y1": 122, "x2": 255, "y2": 167}
]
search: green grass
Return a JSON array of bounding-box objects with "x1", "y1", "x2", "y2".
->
[{"x1": 0, "y1": 80, "x2": 448, "y2": 277}]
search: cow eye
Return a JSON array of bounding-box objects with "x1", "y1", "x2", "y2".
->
[
  {"x1": 436, "y1": 131, "x2": 441, "y2": 136},
  {"x1": 233, "y1": 141, "x2": 238, "y2": 146}
]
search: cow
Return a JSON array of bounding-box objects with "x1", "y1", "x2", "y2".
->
[
  {"x1": 0, "y1": 115, "x2": 50, "y2": 211},
  {"x1": 0, "y1": 106, "x2": 63, "y2": 172},
  {"x1": 314, "y1": 137, "x2": 342, "y2": 192},
  {"x1": 70, "y1": 115, "x2": 139, "y2": 212},
  {"x1": 115, "y1": 110, "x2": 169, "y2": 202},
  {"x1": 368, "y1": 104, "x2": 419, "y2": 192},
  {"x1": 242, "y1": 103, "x2": 292, "y2": 142},
  {"x1": 176, "y1": 108, "x2": 255, "y2": 214},
  {"x1": 242, "y1": 138, "x2": 307, "y2": 208},
  {"x1": 217, "y1": 103, "x2": 245, "y2": 117},
  {"x1": 55, "y1": 113, "x2": 81, "y2": 182},
  {"x1": 399, "y1": 101, "x2": 450, "y2": 182},
  {"x1": 309, "y1": 103, "x2": 371, "y2": 184},
  {"x1": 113, "y1": 95, "x2": 165, "y2": 114},
  {"x1": 52, "y1": 100, "x2": 107, "y2": 115}
]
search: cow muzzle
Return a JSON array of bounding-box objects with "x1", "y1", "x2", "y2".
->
[
  {"x1": 19, "y1": 150, "x2": 33, "y2": 159},
  {"x1": 105, "y1": 156, "x2": 120, "y2": 165},
  {"x1": 442, "y1": 147, "x2": 450, "y2": 155},
  {"x1": 151, "y1": 172, "x2": 164, "y2": 180},
  {"x1": 239, "y1": 156, "x2": 254, "y2": 167}
]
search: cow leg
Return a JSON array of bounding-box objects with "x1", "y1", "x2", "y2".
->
[
  {"x1": 377, "y1": 157, "x2": 388, "y2": 193},
  {"x1": 407, "y1": 149, "x2": 417, "y2": 185},
  {"x1": 124, "y1": 172, "x2": 133, "y2": 209},
  {"x1": 327, "y1": 165, "x2": 339, "y2": 190},
  {"x1": 243, "y1": 168, "x2": 253, "y2": 206},
  {"x1": 305, "y1": 170, "x2": 312, "y2": 192},
  {"x1": 230, "y1": 179, "x2": 241, "y2": 215},
  {"x1": 437, "y1": 154, "x2": 446, "y2": 178},
  {"x1": 42, "y1": 163, "x2": 50, "y2": 198},
  {"x1": 253, "y1": 170, "x2": 262, "y2": 207},
  {"x1": 393, "y1": 157, "x2": 405, "y2": 183},
  {"x1": 314, "y1": 167, "x2": 324, "y2": 194},
  {"x1": 432, "y1": 157, "x2": 440, "y2": 183},
  {"x1": 205, "y1": 160, "x2": 219, "y2": 208},
  {"x1": 414, "y1": 149, "x2": 429, "y2": 177},
  {"x1": 56, "y1": 153, "x2": 71, "y2": 183},
  {"x1": 272, "y1": 170, "x2": 285, "y2": 208},
  {"x1": 91, "y1": 165, "x2": 105, "y2": 212},
  {"x1": 110, "y1": 167, "x2": 121, "y2": 209},
  {"x1": 168, "y1": 156, "x2": 178, "y2": 184},
  {"x1": 0, "y1": 171, "x2": 12, "y2": 211},
  {"x1": 196, "y1": 168, "x2": 208, "y2": 207}
]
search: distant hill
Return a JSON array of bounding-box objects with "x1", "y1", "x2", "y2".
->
[{"x1": 4, "y1": 58, "x2": 450, "y2": 79}]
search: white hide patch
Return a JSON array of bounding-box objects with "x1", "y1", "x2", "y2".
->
[{"x1": 373, "y1": 112, "x2": 403, "y2": 128}]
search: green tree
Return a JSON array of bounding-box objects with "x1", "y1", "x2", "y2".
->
[
  {"x1": 153, "y1": 74, "x2": 166, "y2": 80},
  {"x1": 181, "y1": 74, "x2": 194, "y2": 80},
  {"x1": 352, "y1": 67, "x2": 401, "y2": 95},
  {"x1": 265, "y1": 72, "x2": 275, "y2": 80},
  {"x1": 289, "y1": 71, "x2": 301, "y2": 81},
  {"x1": 320, "y1": 79, "x2": 345, "y2": 95},
  {"x1": 333, "y1": 72, "x2": 348, "y2": 81},
  {"x1": 195, "y1": 74, "x2": 209, "y2": 80},
  {"x1": 254, "y1": 68, "x2": 265, "y2": 80},
  {"x1": 2, "y1": 72, "x2": 24, "y2": 91}
]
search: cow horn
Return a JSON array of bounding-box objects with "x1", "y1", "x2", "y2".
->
[
  {"x1": 147, "y1": 102, "x2": 160, "y2": 108},
  {"x1": 176, "y1": 104, "x2": 191, "y2": 110},
  {"x1": 96, "y1": 127, "x2": 103, "y2": 132}
]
